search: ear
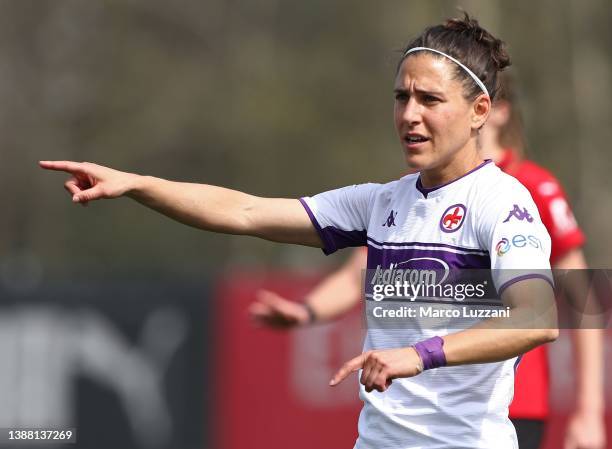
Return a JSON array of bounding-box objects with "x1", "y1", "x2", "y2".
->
[{"x1": 471, "y1": 95, "x2": 491, "y2": 130}]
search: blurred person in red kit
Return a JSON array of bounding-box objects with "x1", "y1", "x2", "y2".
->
[{"x1": 251, "y1": 72, "x2": 605, "y2": 449}]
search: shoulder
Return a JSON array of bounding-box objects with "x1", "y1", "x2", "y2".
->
[
  {"x1": 305, "y1": 179, "x2": 403, "y2": 217},
  {"x1": 399, "y1": 172, "x2": 420, "y2": 183},
  {"x1": 471, "y1": 165, "x2": 552, "y2": 262},
  {"x1": 364, "y1": 174, "x2": 417, "y2": 200},
  {"x1": 311, "y1": 181, "x2": 383, "y2": 200},
  {"x1": 471, "y1": 165, "x2": 541, "y2": 231},
  {"x1": 476, "y1": 163, "x2": 534, "y2": 204}
]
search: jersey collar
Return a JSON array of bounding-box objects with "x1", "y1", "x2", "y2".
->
[{"x1": 416, "y1": 159, "x2": 493, "y2": 198}]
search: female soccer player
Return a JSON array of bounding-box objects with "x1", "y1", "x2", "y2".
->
[
  {"x1": 251, "y1": 73, "x2": 606, "y2": 449},
  {"x1": 41, "y1": 14, "x2": 558, "y2": 449}
]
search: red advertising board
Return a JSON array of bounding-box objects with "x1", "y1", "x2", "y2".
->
[{"x1": 213, "y1": 270, "x2": 362, "y2": 449}]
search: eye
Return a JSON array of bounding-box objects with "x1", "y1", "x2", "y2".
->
[
  {"x1": 423, "y1": 95, "x2": 440, "y2": 103},
  {"x1": 395, "y1": 92, "x2": 408, "y2": 102}
]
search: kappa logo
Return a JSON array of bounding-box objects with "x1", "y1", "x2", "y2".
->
[
  {"x1": 440, "y1": 204, "x2": 467, "y2": 233},
  {"x1": 382, "y1": 210, "x2": 398, "y2": 227},
  {"x1": 503, "y1": 204, "x2": 534, "y2": 223}
]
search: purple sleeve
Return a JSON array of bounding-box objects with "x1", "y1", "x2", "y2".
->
[
  {"x1": 299, "y1": 198, "x2": 367, "y2": 255},
  {"x1": 298, "y1": 184, "x2": 377, "y2": 255}
]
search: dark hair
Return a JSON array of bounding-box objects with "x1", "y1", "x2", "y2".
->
[{"x1": 399, "y1": 13, "x2": 511, "y2": 101}]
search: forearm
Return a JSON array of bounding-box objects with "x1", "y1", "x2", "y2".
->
[
  {"x1": 443, "y1": 327, "x2": 557, "y2": 366},
  {"x1": 306, "y1": 250, "x2": 365, "y2": 322},
  {"x1": 126, "y1": 175, "x2": 321, "y2": 246},
  {"x1": 572, "y1": 329, "x2": 605, "y2": 412},
  {"x1": 127, "y1": 175, "x2": 256, "y2": 234},
  {"x1": 443, "y1": 278, "x2": 558, "y2": 365},
  {"x1": 554, "y1": 249, "x2": 605, "y2": 411}
]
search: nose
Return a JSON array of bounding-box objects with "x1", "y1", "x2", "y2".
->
[{"x1": 401, "y1": 97, "x2": 422, "y2": 126}]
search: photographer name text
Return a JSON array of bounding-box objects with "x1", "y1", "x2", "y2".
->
[{"x1": 371, "y1": 305, "x2": 511, "y2": 319}]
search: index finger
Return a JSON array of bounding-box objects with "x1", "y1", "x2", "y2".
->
[
  {"x1": 39, "y1": 160, "x2": 85, "y2": 174},
  {"x1": 329, "y1": 353, "x2": 366, "y2": 386}
]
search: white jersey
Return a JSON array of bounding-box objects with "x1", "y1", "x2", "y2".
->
[{"x1": 300, "y1": 160, "x2": 552, "y2": 449}]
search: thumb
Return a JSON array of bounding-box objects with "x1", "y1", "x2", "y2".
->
[{"x1": 73, "y1": 185, "x2": 104, "y2": 203}]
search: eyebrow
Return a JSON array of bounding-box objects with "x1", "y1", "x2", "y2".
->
[{"x1": 393, "y1": 87, "x2": 445, "y2": 97}]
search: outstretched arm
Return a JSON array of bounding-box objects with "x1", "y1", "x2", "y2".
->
[{"x1": 39, "y1": 161, "x2": 323, "y2": 247}]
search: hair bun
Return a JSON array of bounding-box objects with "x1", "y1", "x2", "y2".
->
[
  {"x1": 400, "y1": 12, "x2": 511, "y2": 100},
  {"x1": 445, "y1": 12, "x2": 510, "y2": 71},
  {"x1": 446, "y1": 13, "x2": 481, "y2": 35}
]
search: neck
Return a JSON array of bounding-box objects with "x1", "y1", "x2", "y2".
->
[
  {"x1": 478, "y1": 129, "x2": 506, "y2": 163},
  {"x1": 419, "y1": 146, "x2": 483, "y2": 188}
]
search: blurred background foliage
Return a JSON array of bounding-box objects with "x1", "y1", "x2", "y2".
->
[{"x1": 1, "y1": 0, "x2": 610, "y2": 286}]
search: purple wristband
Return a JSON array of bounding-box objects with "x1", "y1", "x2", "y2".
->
[{"x1": 413, "y1": 336, "x2": 447, "y2": 370}]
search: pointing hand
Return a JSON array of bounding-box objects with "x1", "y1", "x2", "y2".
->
[{"x1": 39, "y1": 161, "x2": 139, "y2": 205}]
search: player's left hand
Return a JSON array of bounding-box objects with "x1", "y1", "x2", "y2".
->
[
  {"x1": 329, "y1": 347, "x2": 424, "y2": 392},
  {"x1": 564, "y1": 408, "x2": 606, "y2": 449}
]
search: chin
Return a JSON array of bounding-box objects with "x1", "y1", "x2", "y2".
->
[{"x1": 404, "y1": 153, "x2": 431, "y2": 172}]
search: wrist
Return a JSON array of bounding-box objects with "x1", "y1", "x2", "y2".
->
[
  {"x1": 410, "y1": 347, "x2": 424, "y2": 374},
  {"x1": 301, "y1": 302, "x2": 317, "y2": 325},
  {"x1": 125, "y1": 174, "x2": 152, "y2": 199},
  {"x1": 412, "y1": 336, "x2": 447, "y2": 371}
]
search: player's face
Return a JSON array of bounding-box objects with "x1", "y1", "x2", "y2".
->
[{"x1": 393, "y1": 54, "x2": 484, "y2": 174}]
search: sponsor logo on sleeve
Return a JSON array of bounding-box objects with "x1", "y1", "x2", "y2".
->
[
  {"x1": 440, "y1": 204, "x2": 466, "y2": 233},
  {"x1": 502, "y1": 204, "x2": 534, "y2": 223},
  {"x1": 496, "y1": 238, "x2": 510, "y2": 256},
  {"x1": 495, "y1": 234, "x2": 543, "y2": 256}
]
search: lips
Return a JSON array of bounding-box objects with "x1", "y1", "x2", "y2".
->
[{"x1": 403, "y1": 133, "x2": 430, "y2": 144}]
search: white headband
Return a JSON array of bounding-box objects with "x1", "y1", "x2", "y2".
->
[{"x1": 404, "y1": 47, "x2": 490, "y2": 98}]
